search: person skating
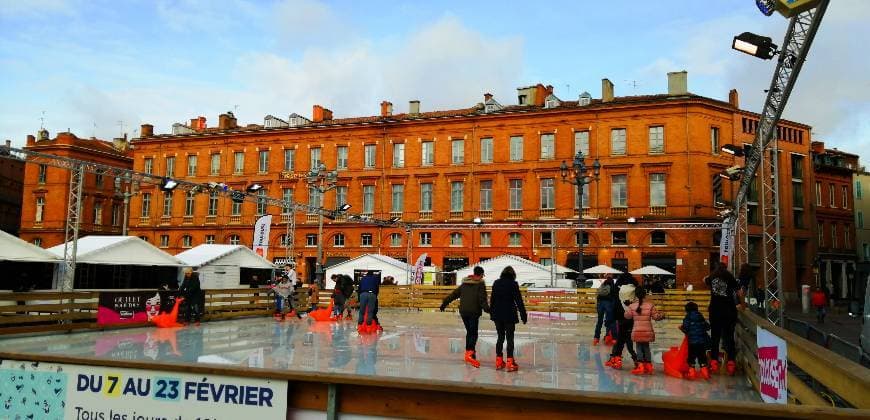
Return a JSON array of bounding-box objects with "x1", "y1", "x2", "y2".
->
[
  {"x1": 704, "y1": 262, "x2": 741, "y2": 375},
  {"x1": 624, "y1": 287, "x2": 664, "y2": 375},
  {"x1": 338, "y1": 274, "x2": 355, "y2": 320},
  {"x1": 593, "y1": 274, "x2": 617, "y2": 345},
  {"x1": 606, "y1": 273, "x2": 639, "y2": 370},
  {"x1": 440, "y1": 266, "x2": 489, "y2": 368},
  {"x1": 811, "y1": 286, "x2": 827, "y2": 324},
  {"x1": 358, "y1": 271, "x2": 380, "y2": 329},
  {"x1": 331, "y1": 286, "x2": 346, "y2": 319},
  {"x1": 489, "y1": 266, "x2": 527, "y2": 372},
  {"x1": 680, "y1": 301, "x2": 712, "y2": 380},
  {"x1": 273, "y1": 275, "x2": 300, "y2": 320},
  {"x1": 179, "y1": 268, "x2": 203, "y2": 325}
]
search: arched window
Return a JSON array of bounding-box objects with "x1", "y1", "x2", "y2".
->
[
  {"x1": 713, "y1": 231, "x2": 722, "y2": 247},
  {"x1": 229, "y1": 235, "x2": 241, "y2": 245},
  {"x1": 390, "y1": 233, "x2": 402, "y2": 247},
  {"x1": 650, "y1": 230, "x2": 666, "y2": 245},
  {"x1": 508, "y1": 232, "x2": 522, "y2": 247},
  {"x1": 449, "y1": 232, "x2": 463, "y2": 246},
  {"x1": 334, "y1": 233, "x2": 345, "y2": 247}
]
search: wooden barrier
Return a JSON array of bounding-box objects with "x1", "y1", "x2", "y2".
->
[{"x1": 735, "y1": 310, "x2": 870, "y2": 409}]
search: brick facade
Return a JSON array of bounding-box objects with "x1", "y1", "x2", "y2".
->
[{"x1": 0, "y1": 141, "x2": 24, "y2": 236}]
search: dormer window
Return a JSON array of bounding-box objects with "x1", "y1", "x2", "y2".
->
[
  {"x1": 543, "y1": 94, "x2": 561, "y2": 109},
  {"x1": 579, "y1": 92, "x2": 592, "y2": 106},
  {"x1": 518, "y1": 95, "x2": 527, "y2": 105}
]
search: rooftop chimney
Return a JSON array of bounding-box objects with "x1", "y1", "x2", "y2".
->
[
  {"x1": 728, "y1": 89, "x2": 739, "y2": 108},
  {"x1": 667, "y1": 71, "x2": 688, "y2": 96},
  {"x1": 409, "y1": 100, "x2": 420, "y2": 115},
  {"x1": 218, "y1": 113, "x2": 237, "y2": 130},
  {"x1": 4, "y1": 140, "x2": 10, "y2": 148},
  {"x1": 602, "y1": 79, "x2": 614, "y2": 102},
  {"x1": 113, "y1": 134, "x2": 128, "y2": 152},
  {"x1": 380, "y1": 101, "x2": 393, "y2": 117},
  {"x1": 312, "y1": 105, "x2": 333, "y2": 123},
  {"x1": 140, "y1": 124, "x2": 154, "y2": 137},
  {"x1": 26, "y1": 135, "x2": 35, "y2": 145},
  {"x1": 37, "y1": 128, "x2": 50, "y2": 141}
]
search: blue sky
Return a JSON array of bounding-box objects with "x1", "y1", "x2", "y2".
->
[{"x1": 1, "y1": 0, "x2": 868, "y2": 156}]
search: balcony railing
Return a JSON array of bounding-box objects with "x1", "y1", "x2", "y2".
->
[
  {"x1": 507, "y1": 209, "x2": 522, "y2": 219},
  {"x1": 389, "y1": 212, "x2": 402, "y2": 220},
  {"x1": 334, "y1": 213, "x2": 346, "y2": 222},
  {"x1": 649, "y1": 206, "x2": 666, "y2": 216},
  {"x1": 183, "y1": 216, "x2": 194, "y2": 224},
  {"x1": 306, "y1": 214, "x2": 319, "y2": 223},
  {"x1": 229, "y1": 215, "x2": 241, "y2": 224},
  {"x1": 449, "y1": 211, "x2": 463, "y2": 219},
  {"x1": 418, "y1": 211, "x2": 433, "y2": 221},
  {"x1": 205, "y1": 215, "x2": 217, "y2": 224},
  {"x1": 281, "y1": 214, "x2": 292, "y2": 223},
  {"x1": 138, "y1": 217, "x2": 150, "y2": 226},
  {"x1": 611, "y1": 207, "x2": 627, "y2": 217},
  {"x1": 539, "y1": 209, "x2": 555, "y2": 218},
  {"x1": 93, "y1": 224, "x2": 102, "y2": 232},
  {"x1": 478, "y1": 210, "x2": 493, "y2": 219},
  {"x1": 160, "y1": 216, "x2": 171, "y2": 225},
  {"x1": 573, "y1": 208, "x2": 592, "y2": 218}
]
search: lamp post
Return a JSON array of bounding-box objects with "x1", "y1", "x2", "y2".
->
[
  {"x1": 306, "y1": 162, "x2": 339, "y2": 288},
  {"x1": 560, "y1": 151, "x2": 601, "y2": 286}
]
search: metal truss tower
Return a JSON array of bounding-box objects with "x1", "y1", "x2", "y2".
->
[{"x1": 60, "y1": 164, "x2": 84, "y2": 292}]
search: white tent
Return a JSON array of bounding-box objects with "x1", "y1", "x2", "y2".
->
[
  {"x1": 0, "y1": 230, "x2": 61, "y2": 290},
  {"x1": 0, "y1": 230, "x2": 61, "y2": 263},
  {"x1": 176, "y1": 245, "x2": 274, "y2": 289},
  {"x1": 324, "y1": 254, "x2": 412, "y2": 289},
  {"x1": 452, "y1": 255, "x2": 577, "y2": 288}
]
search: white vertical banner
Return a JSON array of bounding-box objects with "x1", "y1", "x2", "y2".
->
[
  {"x1": 757, "y1": 326, "x2": 788, "y2": 404},
  {"x1": 413, "y1": 253, "x2": 428, "y2": 285},
  {"x1": 253, "y1": 215, "x2": 272, "y2": 260},
  {"x1": 719, "y1": 222, "x2": 733, "y2": 267}
]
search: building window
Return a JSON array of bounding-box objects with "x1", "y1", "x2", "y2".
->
[
  {"x1": 182, "y1": 235, "x2": 192, "y2": 248},
  {"x1": 540, "y1": 258, "x2": 553, "y2": 266},
  {"x1": 842, "y1": 185, "x2": 848, "y2": 208},
  {"x1": 391, "y1": 184, "x2": 404, "y2": 213},
  {"x1": 231, "y1": 200, "x2": 241, "y2": 216},
  {"x1": 793, "y1": 181, "x2": 804, "y2": 208},
  {"x1": 576, "y1": 232, "x2": 589, "y2": 246},
  {"x1": 306, "y1": 186, "x2": 322, "y2": 210},
  {"x1": 422, "y1": 141, "x2": 435, "y2": 166},
  {"x1": 335, "y1": 186, "x2": 347, "y2": 210},
  {"x1": 32, "y1": 238, "x2": 42, "y2": 247},
  {"x1": 508, "y1": 232, "x2": 522, "y2": 247},
  {"x1": 650, "y1": 230, "x2": 666, "y2": 245},
  {"x1": 480, "y1": 232, "x2": 491, "y2": 246},
  {"x1": 611, "y1": 128, "x2": 626, "y2": 155},
  {"x1": 35, "y1": 197, "x2": 44, "y2": 223},
  {"x1": 420, "y1": 183, "x2": 433, "y2": 212},
  {"x1": 845, "y1": 226, "x2": 851, "y2": 248},
  {"x1": 185, "y1": 191, "x2": 195, "y2": 216},
  {"x1": 206, "y1": 235, "x2": 215, "y2": 244},
  {"x1": 282, "y1": 188, "x2": 295, "y2": 214},
  {"x1": 208, "y1": 191, "x2": 218, "y2": 216},
  {"x1": 364, "y1": 144, "x2": 376, "y2": 168},
  {"x1": 829, "y1": 183, "x2": 836, "y2": 207},
  {"x1": 144, "y1": 158, "x2": 153, "y2": 175},
  {"x1": 93, "y1": 201, "x2": 102, "y2": 225},
  {"x1": 334, "y1": 233, "x2": 345, "y2": 247},
  {"x1": 361, "y1": 233, "x2": 373, "y2": 247},
  {"x1": 540, "y1": 178, "x2": 555, "y2": 209},
  {"x1": 649, "y1": 173, "x2": 666, "y2": 207},
  {"x1": 509, "y1": 136, "x2": 523, "y2": 161},
  {"x1": 793, "y1": 209, "x2": 804, "y2": 229},
  {"x1": 791, "y1": 155, "x2": 804, "y2": 179},
  {"x1": 480, "y1": 181, "x2": 492, "y2": 211},
  {"x1": 390, "y1": 233, "x2": 402, "y2": 247},
  {"x1": 859, "y1": 211, "x2": 864, "y2": 229},
  {"x1": 139, "y1": 236, "x2": 149, "y2": 243},
  {"x1": 37, "y1": 164, "x2": 47, "y2": 183},
  {"x1": 857, "y1": 181, "x2": 863, "y2": 200},
  {"x1": 540, "y1": 133, "x2": 555, "y2": 160},
  {"x1": 540, "y1": 231, "x2": 553, "y2": 245},
  {"x1": 279, "y1": 234, "x2": 289, "y2": 247},
  {"x1": 612, "y1": 231, "x2": 628, "y2": 245},
  {"x1": 160, "y1": 235, "x2": 169, "y2": 248},
  {"x1": 229, "y1": 235, "x2": 241, "y2": 245},
  {"x1": 451, "y1": 140, "x2": 464, "y2": 164},
  {"x1": 509, "y1": 179, "x2": 522, "y2": 210},
  {"x1": 336, "y1": 146, "x2": 348, "y2": 170},
  {"x1": 310, "y1": 147, "x2": 322, "y2": 169},
  {"x1": 306, "y1": 234, "x2": 317, "y2": 247},
  {"x1": 162, "y1": 192, "x2": 173, "y2": 217},
  {"x1": 392, "y1": 143, "x2": 404, "y2": 168},
  {"x1": 450, "y1": 181, "x2": 464, "y2": 213},
  {"x1": 575, "y1": 183, "x2": 590, "y2": 209},
  {"x1": 165, "y1": 157, "x2": 175, "y2": 177},
  {"x1": 258, "y1": 150, "x2": 269, "y2": 173},
  {"x1": 711, "y1": 127, "x2": 720, "y2": 154},
  {"x1": 611, "y1": 175, "x2": 628, "y2": 208},
  {"x1": 480, "y1": 138, "x2": 493, "y2": 163},
  {"x1": 187, "y1": 155, "x2": 197, "y2": 176},
  {"x1": 831, "y1": 224, "x2": 838, "y2": 248},
  {"x1": 815, "y1": 182, "x2": 822, "y2": 206},
  {"x1": 95, "y1": 173, "x2": 104, "y2": 188},
  {"x1": 111, "y1": 203, "x2": 120, "y2": 226},
  {"x1": 256, "y1": 190, "x2": 267, "y2": 215},
  {"x1": 449, "y1": 232, "x2": 463, "y2": 246},
  {"x1": 419, "y1": 232, "x2": 432, "y2": 246},
  {"x1": 141, "y1": 193, "x2": 151, "y2": 217},
  {"x1": 284, "y1": 149, "x2": 295, "y2": 171},
  {"x1": 210, "y1": 153, "x2": 220, "y2": 175},
  {"x1": 818, "y1": 223, "x2": 824, "y2": 247},
  {"x1": 362, "y1": 185, "x2": 375, "y2": 214},
  {"x1": 648, "y1": 126, "x2": 664, "y2": 154},
  {"x1": 864, "y1": 244, "x2": 870, "y2": 261},
  {"x1": 234, "y1": 152, "x2": 244, "y2": 174},
  {"x1": 574, "y1": 131, "x2": 589, "y2": 156}
]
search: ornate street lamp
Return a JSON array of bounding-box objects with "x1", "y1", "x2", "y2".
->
[
  {"x1": 306, "y1": 162, "x2": 339, "y2": 288},
  {"x1": 560, "y1": 151, "x2": 601, "y2": 286}
]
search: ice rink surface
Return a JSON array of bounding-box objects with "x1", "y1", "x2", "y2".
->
[{"x1": 0, "y1": 309, "x2": 758, "y2": 402}]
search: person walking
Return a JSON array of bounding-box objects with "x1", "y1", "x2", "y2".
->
[
  {"x1": 811, "y1": 286, "x2": 828, "y2": 324},
  {"x1": 358, "y1": 271, "x2": 380, "y2": 329},
  {"x1": 624, "y1": 287, "x2": 664, "y2": 375},
  {"x1": 606, "y1": 273, "x2": 639, "y2": 370},
  {"x1": 681, "y1": 301, "x2": 712, "y2": 380},
  {"x1": 704, "y1": 262, "x2": 741, "y2": 375},
  {"x1": 440, "y1": 266, "x2": 489, "y2": 368},
  {"x1": 593, "y1": 274, "x2": 616, "y2": 345},
  {"x1": 489, "y1": 266, "x2": 527, "y2": 372}
]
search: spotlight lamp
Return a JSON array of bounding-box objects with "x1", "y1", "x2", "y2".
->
[
  {"x1": 337, "y1": 203, "x2": 352, "y2": 212},
  {"x1": 721, "y1": 144, "x2": 752, "y2": 157},
  {"x1": 719, "y1": 166, "x2": 745, "y2": 181},
  {"x1": 230, "y1": 191, "x2": 246, "y2": 203},
  {"x1": 160, "y1": 178, "x2": 179, "y2": 191},
  {"x1": 732, "y1": 32, "x2": 778, "y2": 60},
  {"x1": 714, "y1": 199, "x2": 733, "y2": 209},
  {"x1": 246, "y1": 183, "x2": 264, "y2": 192},
  {"x1": 756, "y1": 0, "x2": 776, "y2": 16},
  {"x1": 388, "y1": 217, "x2": 401, "y2": 224},
  {"x1": 472, "y1": 217, "x2": 483, "y2": 225}
]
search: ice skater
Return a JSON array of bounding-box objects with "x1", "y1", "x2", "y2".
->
[
  {"x1": 606, "y1": 273, "x2": 639, "y2": 370},
  {"x1": 489, "y1": 266, "x2": 526, "y2": 372},
  {"x1": 357, "y1": 271, "x2": 380, "y2": 331},
  {"x1": 440, "y1": 266, "x2": 489, "y2": 368},
  {"x1": 624, "y1": 287, "x2": 664, "y2": 375},
  {"x1": 680, "y1": 301, "x2": 711, "y2": 380},
  {"x1": 331, "y1": 285, "x2": 346, "y2": 319},
  {"x1": 704, "y1": 262, "x2": 740, "y2": 375},
  {"x1": 273, "y1": 275, "x2": 301, "y2": 320},
  {"x1": 593, "y1": 274, "x2": 617, "y2": 345}
]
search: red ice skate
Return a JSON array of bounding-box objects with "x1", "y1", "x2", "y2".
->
[
  {"x1": 686, "y1": 367, "x2": 697, "y2": 380},
  {"x1": 495, "y1": 356, "x2": 505, "y2": 370},
  {"x1": 592, "y1": 338, "x2": 600, "y2": 345},
  {"x1": 700, "y1": 366, "x2": 711, "y2": 380},
  {"x1": 709, "y1": 359, "x2": 720, "y2": 374},
  {"x1": 630, "y1": 363, "x2": 645, "y2": 375},
  {"x1": 505, "y1": 357, "x2": 518, "y2": 372},
  {"x1": 643, "y1": 362, "x2": 654, "y2": 375},
  {"x1": 725, "y1": 360, "x2": 736, "y2": 376},
  {"x1": 464, "y1": 350, "x2": 480, "y2": 368}
]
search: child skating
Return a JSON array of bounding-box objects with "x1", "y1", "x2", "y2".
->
[
  {"x1": 440, "y1": 266, "x2": 489, "y2": 368},
  {"x1": 624, "y1": 287, "x2": 664, "y2": 375},
  {"x1": 681, "y1": 301, "x2": 712, "y2": 380}
]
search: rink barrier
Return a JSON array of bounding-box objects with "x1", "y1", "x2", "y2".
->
[{"x1": 735, "y1": 310, "x2": 870, "y2": 409}]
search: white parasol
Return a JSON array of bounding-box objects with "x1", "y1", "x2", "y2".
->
[
  {"x1": 583, "y1": 264, "x2": 623, "y2": 274},
  {"x1": 629, "y1": 265, "x2": 674, "y2": 276}
]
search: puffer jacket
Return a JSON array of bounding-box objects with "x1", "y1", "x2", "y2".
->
[
  {"x1": 441, "y1": 275, "x2": 489, "y2": 317},
  {"x1": 681, "y1": 310, "x2": 711, "y2": 345},
  {"x1": 625, "y1": 300, "x2": 664, "y2": 343}
]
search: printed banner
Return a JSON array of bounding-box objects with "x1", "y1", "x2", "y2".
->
[
  {"x1": 718, "y1": 222, "x2": 733, "y2": 267},
  {"x1": 757, "y1": 326, "x2": 788, "y2": 404},
  {"x1": 97, "y1": 291, "x2": 181, "y2": 325},
  {"x1": 0, "y1": 359, "x2": 288, "y2": 420},
  {"x1": 253, "y1": 215, "x2": 272, "y2": 260}
]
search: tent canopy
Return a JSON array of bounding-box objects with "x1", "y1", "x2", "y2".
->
[
  {"x1": 324, "y1": 254, "x2": 412, "y2": 289},
  {"x1": 47, "y1": 236, "x2": 184, "y2": 266},
  {"x1": 453, "y1": 254, "x2": 574, "y2": 287},
  {"x1": 629, "y1": 265, "x2": 674, "y2": 276},
  {"x1": 175, "y1": 245, "x2": 274, "y2": 269},
  {"x1": 0, "y1": 230, "x2": 61, "y2": 263},
  {"x1": 583, "y1": 264, "x2": 623, "y2": 274}
]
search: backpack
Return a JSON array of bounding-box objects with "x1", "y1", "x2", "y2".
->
[{"x1": 597, "y1": 284, "x2": 611, "y2": 297}]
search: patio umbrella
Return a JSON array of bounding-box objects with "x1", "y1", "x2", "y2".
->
[
  {"x1": 583, "y1": 264, "x2": 623, "y2": 274},
  {"x1": 629, "y1": 265, "x2": 674, "y2": 276}
]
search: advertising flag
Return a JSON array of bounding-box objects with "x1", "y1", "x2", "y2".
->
[
  {"x1": 253, "y1": 215, "x2": 272, "y2": 260},
  {"x1": 719, "y1": 222, "x2": 733, "y2": 267}
]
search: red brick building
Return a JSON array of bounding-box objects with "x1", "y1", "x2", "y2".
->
[
  {"x1": 18, "y1": 130, "x2": 133, "y2": 248},
  {"x1": 125, "y1": 72, "x2": 815, "y2": 292},
  {"x1": 0, "y1": 140, "x2": 24, "y2": 236}
]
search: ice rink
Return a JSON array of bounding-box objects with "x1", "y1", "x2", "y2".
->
[{"x1": 0, "y1": 309, "x2": 758, "y2": 402}]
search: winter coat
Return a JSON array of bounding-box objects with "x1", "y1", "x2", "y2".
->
[
  {"x1": 596, "y1": 278, "x2": 617, "y2": 302},
  {"x1": 331, "y1": 289, "x2": 346, "y2": 306},
  {"x1": 441, "y1": 275, "x2": 489, "y2": 317},
  {"x1": 489, "y1": 277, "x2": 527, "y2": 324},
  {"x1": 338, "y1": 275, "x2": 355, "y2": 299},
  {"x1": 811, "y1": 290, "x2": 827, "y2": 308},
  {"x1": 359, "y1": 274, "x2": 380, "y2": 295},
  {"x1": 681, "y1": 310, "x2": 711, "y2": 346},
  {"x1": 179, "y1": 273, "x2": 201, "y2": 299},
  {"x1": 625, "y1": 300, "x2": 664, "y2": 343}
]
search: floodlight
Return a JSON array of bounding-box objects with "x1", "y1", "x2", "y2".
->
[
  {"x1": 160, "y1": 178, "x2": 179, "y2": 191},
  {"x1": 472, "y1": 217, "x2": 483, "y2": 225},
  {"x1": 715, "y1": 199, "x2": 733, "y2": 208},
  {"x1": 389, "y1": 217, "x2": 401, "y2": 223},
  {"x1": 337, "y1": 203, "x2": 352, "y2": 212},
  {"x1": 721, "y1": 144, "x2": 752, "y2": 157},
  {"x1": 246, "y1": 183, "x2": 264, "y2": 192},
  {"x1": 755, "y1": 0, "x2": 776, "y2": 16},
  {"x1": 230, "y1": 191, "x2": 246, "y2": 203},
  {"x1": 627, "y1": 217, "x2": 636, "y2": 223},
  {"x1": 733, "y1": 32, "x2": 777, "y2": 60}
]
